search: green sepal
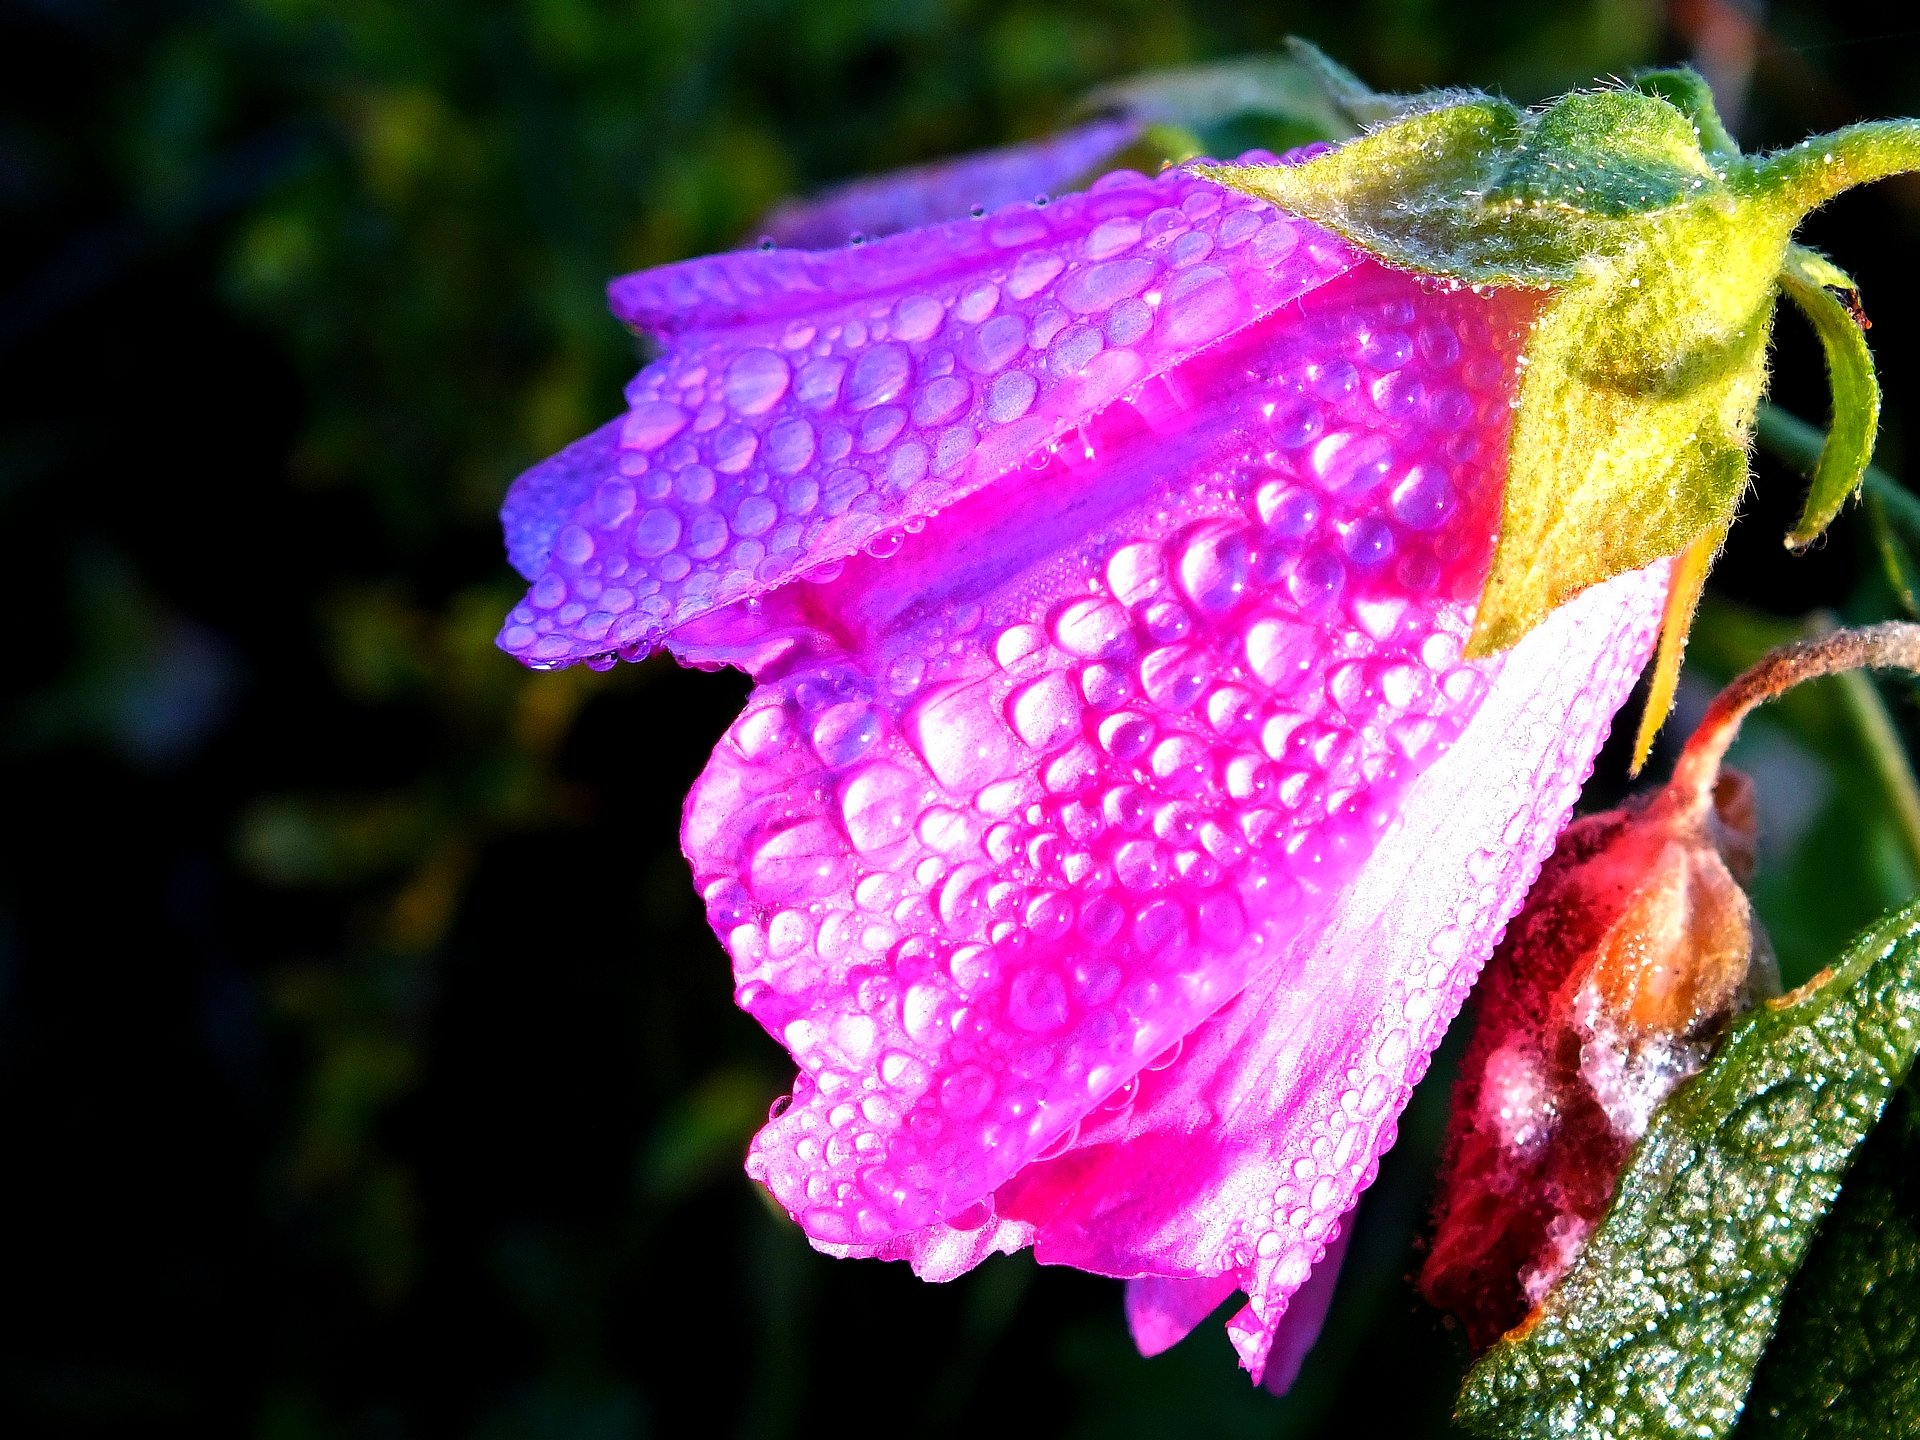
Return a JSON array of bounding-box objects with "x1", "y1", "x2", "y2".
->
[
  {"x1": 1735, "y1": 1085, "x2": 1920, "y2": 1438},
  {"x1": 1209, "y1": 85, "x2": 1729, "y2": 284},
  {"x1": 1454, "y1": 896, "x2": 1920, "y2": 1440},
  {"x1": 1777, "y1": 246, "x2": 1882, "y2": 547},
  {"x1": 1210, "y1": 80, "x2": 1802, "y2": 655},
  {"x1": 1627, "y1": 67, "x2": 1741, "y2": 159}
]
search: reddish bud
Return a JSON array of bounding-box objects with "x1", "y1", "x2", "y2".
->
[{"x1": 1421, "y1": 621, "x2": 1920, "y2": 1350}]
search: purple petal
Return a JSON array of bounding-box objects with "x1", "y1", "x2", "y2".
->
[
  {"x1": 502, "y1": 416, "x2": 622, "y2": 583},
  {"x1": 680, "y1": 262, "x2": 1563, "y2": 1251},
  {"x1": 757, "y1": 117, "x2": 1143, "y2": 250},
  {"x1": 497, "y1": 160, "x2": 1360, "y2": 667},
  {"x1": 1127, "y1": 1272, "x2": 1239, "y2": 1357}
]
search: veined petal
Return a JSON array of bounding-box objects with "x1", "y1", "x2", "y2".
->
[
  {"x1": 993, "y1": 559, "x2": 1665, "y2": 1381},
  {"x1": 683, "y1": 260, "x2": 1550, "y2": 1249},
  {"x1": 498, "y1": 158, "x2": 1361, "y2": 668},
  {"x1": 757, "y1": 118, "x2": 1143, "y2": 250}
]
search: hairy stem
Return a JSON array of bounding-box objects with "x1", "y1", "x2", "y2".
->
[{"x1": 1669, "y1": 622, "x2": 1920, "y2": 812}]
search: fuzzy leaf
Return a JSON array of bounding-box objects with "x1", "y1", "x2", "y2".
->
[
  {"x1": 1455, "y1": 895, "x2": 1920, "y2": 1440},
  {"x1": 1735, "y1": 1086, "x2": 1920, "y2": 1438},
  {"x1": 1778, "y1": 248, "x2": 1882, "y2": 547}
]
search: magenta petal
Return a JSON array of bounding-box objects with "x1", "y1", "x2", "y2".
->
[
  {"x1": 758, "y1": 118, "x2": 1143, "y2": 250},
  {"x1": 498, "y1": 162, "x2": 1361, "y2": 667},
  {"x1": 682, "y1": 261, "x2": 1572, "y2": 1251},
  {"x1": 994, "y1": 561, "x2": 1665, "y2": 1381},
  {"x1": 1127, "y1": 1272, "x2": 1239, "y2": 1358},
  {"x1": 1259, "y1": 1224, "x2": 1349, "y2": 1396}
]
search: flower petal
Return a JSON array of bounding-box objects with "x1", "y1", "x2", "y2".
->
[
  {"x1": 682, "y1": 260, "x2": 1553, "y2": 1250},
  {"x1": 992, "y1": 559, "x2": 1666, "y2": 1381},
  {"x1": 757, "y1": 118, "x2": 1143, "y2": 250},
  {"x1": 501, "y1": 416, "x2": 623, "y2": 584},
  {"x1": 1260, "y1": 1222, "x2": 1349, "y2": 1396},
  {"x1": 1126, "y1": 1272, "x2": 1239, "y2": 1357},
  {"x1": 498, "y1": 159, "x2": 1361, "y2": 667}
]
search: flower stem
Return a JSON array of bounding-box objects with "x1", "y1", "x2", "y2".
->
[
  {"x1": 1668, "y1": 622, "x2": 1920, "y2": 815},
  {"x1": 1745, "y1": 118, "x2": 1920, "y2": 213}
]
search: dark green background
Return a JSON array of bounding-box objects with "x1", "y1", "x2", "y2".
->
[{"x1": 5, "y1": 2, "x2": 1919, "y2": 1435}]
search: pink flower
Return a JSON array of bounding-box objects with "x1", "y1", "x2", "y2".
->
[{"x1": 496, "y1": 137, "x2": 1668, "y2": 1386}]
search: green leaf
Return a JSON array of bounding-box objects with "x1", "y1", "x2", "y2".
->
[
  {"x1": 1736, "y1": 1085, "x2": 1920, "y2": 1438},
  {"x1": 1777, "y1": 248, "x2": 1881, "y2": 546},
  {"x1": 1455, "y1": 896, "x2": 1920, "y2": 1440}
]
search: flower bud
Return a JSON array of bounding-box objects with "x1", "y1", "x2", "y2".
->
[{"x1": 1421, "y1": 623, "x2": 1920, "y2": 1349}]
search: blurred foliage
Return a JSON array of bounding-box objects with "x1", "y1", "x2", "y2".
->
[{"x1": 3, "y1": 1, "x2": 1920, "y2": 1436}]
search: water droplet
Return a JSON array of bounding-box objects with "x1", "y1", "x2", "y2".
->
[
  {"x1": 749, "y1": 818, "x2": 849, "y2": 902},
  {"x1": 811, "y1": 702, "x2": 884, "y2": 767},
  {"x1": 1097, "y1": 712, "x2": 1154, "y2": 763},
  {"x1": 840, "y1": 762, "x2": 919, "y2": 853},
  {"x1": 1139, "y1": 645, "x2": 1209, "y2": 711},
  {"x1": 1390, "y1": 464, "x2": 1454, "y2": 530},
  {"x1": 1107, "y1": 541, "x2": 1166, "y2": 608},
  {"x1": 1286, "y1": 549, "x2": 1345, "y2": 610},
  {"x1": 1256, "y1": 481, "x2": 1320, "y2": 540},
  {"x1": 795, "y1": 357, "x2": 847, "y2": 410},
  {"x1": 623, "y1": 509, "x2": 679, "y2": 559},
  {"x1": 941, "y1": 1066, "x2": 994, "y2": 1116},
  {"x1": 1059, "y1": 256, "x2": 1156, "y2": 315},
  {"x1": 1245, "y1": 616, "x2": 1315, "y2": 690},
  {"x1": 733, "y1": 495, "x2": 777, "y2": 537},
  {"x1": 848, "y1": 344, "x2": 911, "y2": 410},
  {"x1": 893, "y1": 294, "x2": 945, "y2": 342},
  {"x1": 1310, "y1": 430, "x2": 1395, "y2": 493},
  {"x1": 912, "y1": 375, "x2": 972, "y2": 427},
  {"x1": 622, "y1": 401, "x2": 689, "y2": 450},
  {"x1": 1342, "y1": 515, "x2": 1395, "y2": 567},
  {"x1": 724, "y1": 348, "x2": 792, "y2": 415},
  {"x1": 1008, "y1": 968, "x2": 1070, "y2": 1031},
  {"x1": 1051, "y1": 596, "x2": 1131, "y2": 658},
  {"x1": 949, "y1": 1196, "x2": 994, "y2": 1229},
  {"x1": 1007, "y1": 672, "x2": 1081, "y2": 752},
  {"x1": 1177, "y1": 524, "x2": 1255, "y2": 613}
]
